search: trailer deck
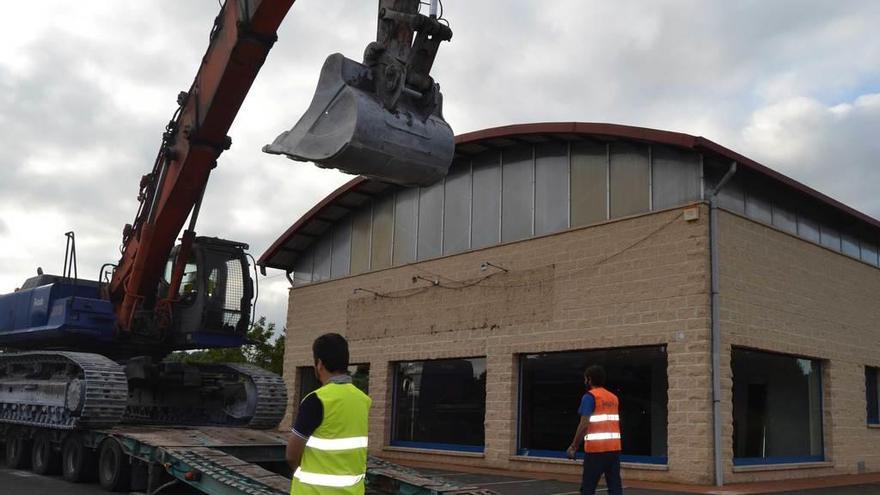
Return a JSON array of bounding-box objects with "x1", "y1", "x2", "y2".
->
[{"x1": 1, "y1": 424, "x2": 497, "y2": 495}]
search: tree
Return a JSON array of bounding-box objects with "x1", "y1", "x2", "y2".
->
[{"x1": 166, "y1": 317, "x2": 285, "y2": 375}]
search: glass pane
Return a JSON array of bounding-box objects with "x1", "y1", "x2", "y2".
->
[
  {"x1": 651, "y1": 146, "x2": 701, "y2": 210},
  {"x1": 841, "y1": 233, "x2": 860, "y2": 258},
  {"x1": 745, "y1": 193, "x2": 772, "y2": 224},
  {"x1": 393, "y1": 358, "x2": 486, "y2": 449},
  {"x1": 609, "y1": 142, "x2": 650, "y2": 218},
  {"x1": 820, "y1": 225, "x2": 841, "y2": 251},
  {"x1": 518, "y1": 346, "x2": 668, "y2": 461},
  {"x1": 312, "y1": 233, "x2": 332, "y2": 282},
  {"x1": 860, "y1": 242, "x2": 879, "y2": 266},
  {"x1": 331, "y1": 217, "x2": 351, "y2": 279},
  {"x1": 299, "y1": 364, "x2": 371, "y2": 400},
  {"x1": 535, "y1": 142, "x2": 569, "y2": 236},
  {"x1": 732, "y1": 349, "x2": 823, "y2": 463},
  {"x1": 292, "y1": 251, "x2": 313, "y2": 285},
  {"x1": 443, "y1": 162, "x2": 472, "y2": 254},
  {"x1": 798, "y1": 215, "x2": 820, "y2": 243},
  {"x1": 417, "y1": 181, "x2": 444, "y2": 260},
  {"x1": 867, "y1": 367, "x2": 879, "y2": 425},
  {"x1": 350, "y1": 206, "x2": 372, "y2": 275},
  {"x1": 570, "y1": 141, "x2": 608, "y2": 227},
  {"x1": 502, "y1": 146, "x2": 534, "y2": 242},
  {"x1": 472, "y1": 151, "x2": 501, "y2": 249},
  {"x1": 772, "y1": 205, "x2": 798, "y2": 235},
  {"x1": 370, "y1": 196, "x2": 393, "y2": 270},
  {"x1": 393, "y1": 189, "x2": 419, "y2": 265}
]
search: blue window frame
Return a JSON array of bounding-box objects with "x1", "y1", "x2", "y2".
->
[
  {"x1": 867, "y1": 367, "x2": 879, "y2": 426},
  {"x1": 517, "y1": 346, "x2": 668, "y2": 464},
  {"x1": 391, "y1": 358, "x2": 486, "y2": 452},
  {"x1": 732, "y1": 348, "x2": 824, "y2": 465}
]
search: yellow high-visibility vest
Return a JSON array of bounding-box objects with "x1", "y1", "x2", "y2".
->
[{"x1": 291, "y1": 382, "x2": 371, "y2": 494}]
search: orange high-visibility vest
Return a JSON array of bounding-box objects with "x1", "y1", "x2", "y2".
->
[{"x1": 584, "y1": 387, "x2": 622, "y2": 453}]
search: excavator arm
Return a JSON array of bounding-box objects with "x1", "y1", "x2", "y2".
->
[
  {"x1": 109, "y1": 0, "x2": 296, "y2": 334},
  {"x1": 110, "y1": 0, "x2": 454, "y2": 338}
]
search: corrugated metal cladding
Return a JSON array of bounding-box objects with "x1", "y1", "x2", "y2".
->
[
  {"x1": 288, "y1": 139, "x2": 880, "y2": 285},
  {"x1": 289, "y1": 140, "x2": 694, "y2": 285}
]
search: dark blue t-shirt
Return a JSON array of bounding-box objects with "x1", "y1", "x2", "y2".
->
[{"x1": 578, "y1": 391, "x2": 595, "y2": 417}]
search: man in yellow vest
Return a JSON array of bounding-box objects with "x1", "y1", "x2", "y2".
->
[
  {"x1": 566, "y1": 365, "x2": 622, "y2": 495},
  {"x1": 286, "y1": 333, "x2": 372, "y2": 494}
]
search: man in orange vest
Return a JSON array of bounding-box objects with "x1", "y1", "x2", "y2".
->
[{"x1": 566, "y1": 365, "x2": 622, "y2": 495}]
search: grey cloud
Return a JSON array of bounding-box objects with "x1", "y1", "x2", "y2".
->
[{"x1": 2, "y1": 0, "x2": 879, "y2": 329}]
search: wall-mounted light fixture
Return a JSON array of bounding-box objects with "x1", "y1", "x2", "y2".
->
[{"x1": 412, "y1": 275, "x2": 440, "y2": 286}]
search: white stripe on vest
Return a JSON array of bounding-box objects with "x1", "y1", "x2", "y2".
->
[
  {"x1": 305, "y1": 435, "x2": 369, "y2": 451},
  {"x1": 293, "y1": 468, "x2": 365, "y2": 487},
  {"x1": 585, "y1": 432, "x2": 622, "y2": 441},
  {"x1": 588, "y1": 414, "x2": 620, "y2": 423}
]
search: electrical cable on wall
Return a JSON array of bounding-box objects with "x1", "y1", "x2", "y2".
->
[{"x1": 352, "y1": 211, "x2": 685, "y2": 299}]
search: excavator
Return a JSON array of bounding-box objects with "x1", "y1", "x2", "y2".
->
[{"x1": 0, "y1": 0, "x2": 453, "y2": 477}]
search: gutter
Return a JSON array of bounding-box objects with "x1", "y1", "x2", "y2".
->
[{"x1": 710, "y1": 161, "x2": 737, "y2": 486}]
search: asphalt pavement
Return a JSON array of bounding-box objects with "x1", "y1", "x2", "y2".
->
[{"x1": 3, "y1": 465, "x2": 880, "y2": 495}]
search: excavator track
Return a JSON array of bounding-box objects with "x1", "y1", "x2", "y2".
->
[
  {"x1": 123, "y1": 361, "x2": 287, "y2": 429},
  {"x1": 0, "y1": 351, "x2": 128, "y2": 430},
  {"x1": 225, "y1": 363, "x2": 288, "y2": 429}
]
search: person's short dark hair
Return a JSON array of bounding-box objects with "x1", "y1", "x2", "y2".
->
[
  {"x1": 584, "y1": 365, "x2": 606, "y2": 387},
  {"x1": 313, "y1": 333, "x2": 349, "y2": 373}
]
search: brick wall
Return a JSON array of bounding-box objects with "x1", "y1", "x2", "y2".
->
[
  {"x1": 283, "y1": 205, "x2": 713, "y2": 484},
  {"x1": 718, "y1": 210, "x2": 880, "y2": 483}
]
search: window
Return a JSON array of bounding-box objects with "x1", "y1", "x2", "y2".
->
[
  {"x1": 501, "y1": 147, "x2": 534, "y2": 242},
  {"x1": 609, "y1": 142, "x2": 650, "y2": 218},
  {"x1": 350, "y1": 207, "x2": 372, "y2": 275},
  {"x1": 330, "y1": 218, "x2": 352, "y2": 278},
  {"x1": 312, "y1": 233, "x2": 332, "y2": 282},
  {"x1": 518, "y1": 347, "x2": 668, "y2": 464},
  {"x1": 867, "y1": 367, "x2": 879, "y2": 426},
  {"x1": 392, "y1": 358, "x2": 486, "y2": 452},
  {"x1": 570, "y1": 141, "x2": 608, "y2": 227},
  {"x1": 535, "y1": 142, "x2": 569, "y2": 235},
  {"x1": 371, "y1": 196, "x2": 394, "y2": 270},
  {"x1": 732, "y1": 349, "x2": 823, "y2": 465},
  {"x1": 471, "y1": 151, "x2": 501, "y2": 249},
  {"x1": 393, "y1": 189, "x2": 418, "y2": 266},
  {"x1": 651, "y1": 145, "x2": 701, "y2": 210},
  {"x1": 417, "y1": 181, "x2": 443, "y2": 260},
  {"x1": 298, "y1": 364, "x2": 371, "y2": 401},
  {"x1": 443, "y1": 161, "x2": 472, "y2": 255}
]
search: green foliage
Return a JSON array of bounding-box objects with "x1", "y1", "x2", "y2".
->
[{"x1": 166, "y1": 317, "x2": 285, "y2": 375}]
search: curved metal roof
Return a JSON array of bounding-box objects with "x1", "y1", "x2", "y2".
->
[{"x1": 259, "y1": 122, "x2": 880, "y2": 271}]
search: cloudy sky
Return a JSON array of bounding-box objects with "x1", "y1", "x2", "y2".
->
[{"x1": 1, "y1": 1, "x2": 878, "y2": 332}]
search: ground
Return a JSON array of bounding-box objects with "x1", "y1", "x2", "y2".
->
[{"x1": 3, "y1": 466, "x2": 880, "y2": 495}]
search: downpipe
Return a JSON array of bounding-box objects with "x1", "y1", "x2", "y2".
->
[{"x1": 710, "y1": 161, "x2": 737, "y2": 486}]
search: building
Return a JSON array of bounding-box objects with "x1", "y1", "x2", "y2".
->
[{"x1": 258, "y1": 122, "x2": 880, "y2": 486}]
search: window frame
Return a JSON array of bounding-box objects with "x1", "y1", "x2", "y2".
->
[
  {"x1": 390, "y1": 356, "x2": 487, "y2": 453},
  {"x1": 515, "y1": 346, "x2": 669, "y2": 465},
  {"x1": 867, "y1": 366, "x2": 880, "y2": 426},
  {"x1": 731, "y1": 347, "x2": 825, "y2": 466}
]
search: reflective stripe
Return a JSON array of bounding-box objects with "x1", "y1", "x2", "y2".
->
[
  {"x1": 305, "y1": 435, "x2": 369, "y2": 451},
  {"x1": 589, "y1": 414, "x2": 620, "y2": 423},
  {"x1": 585, "y1": 432, "x2": 622, "y2": 441},
  {"x1": 293, "y1": 468, "x2": 365, "y2": 487}
]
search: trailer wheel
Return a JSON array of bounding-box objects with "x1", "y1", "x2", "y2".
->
[
  {"x1": 98, "y1": 438, "x2": 131, "y2": 492},
  {"x1": 62, "y1": 435, "x2": 97, "y2": 482},
  {"x1": 31, "y1": 433, "x2": 61, "y2": 475},
  {"x1": 4, "y1": 436, "x2": 32, "y2": 469}
]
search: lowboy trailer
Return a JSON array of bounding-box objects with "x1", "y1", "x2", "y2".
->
[{"x1": 0, "y1": 424, "x2": 496, "y2": 495}]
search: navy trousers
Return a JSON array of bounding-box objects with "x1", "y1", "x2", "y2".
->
[{"x1": 581, "y1": 451, "x2": 622, "y2": 495}]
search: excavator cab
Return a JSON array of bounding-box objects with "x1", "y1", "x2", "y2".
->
[
  {"x1": 264, "y1": 0, "x2": 454, "y2": 187},
  {"x1": 160, "y1": 237, "x2": 253, "y2": 347}
]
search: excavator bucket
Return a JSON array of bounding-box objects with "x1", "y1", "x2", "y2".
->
[{"x1": 263, "y1": 53, "x2": 454, "y2": 187}]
